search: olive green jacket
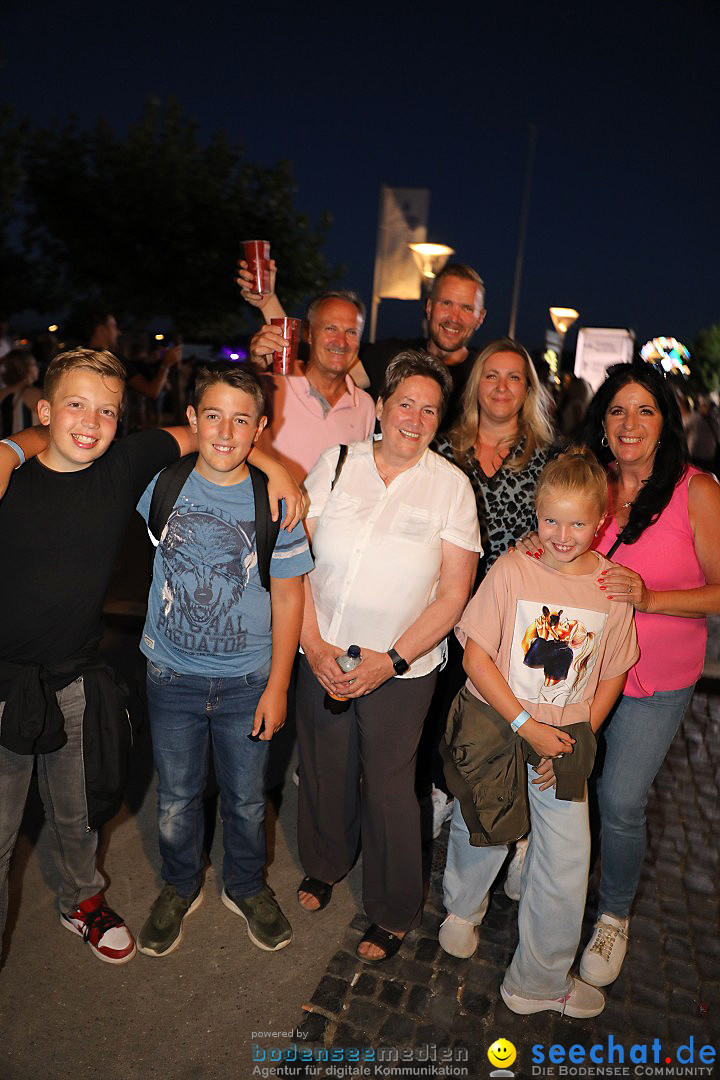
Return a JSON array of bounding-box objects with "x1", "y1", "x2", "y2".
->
[{"x1": 439, "y1": 687, "x2": 597, "y2": 847}]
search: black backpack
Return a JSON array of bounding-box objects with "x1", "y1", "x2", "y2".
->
[{"x1": 147, "y1": 453, "x2": 280, "y2": 591}]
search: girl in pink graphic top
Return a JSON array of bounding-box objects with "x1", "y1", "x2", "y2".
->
[{"x1": 440, "y1": 449, "x2": 638, "y2": 1019}]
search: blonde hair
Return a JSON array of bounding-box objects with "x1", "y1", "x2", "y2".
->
[
  {"x1": 43, "y1": 348, "x2": 127, "y2": 406},
  {"x1": 535, "y1": 445, "x2": 608, "y2": 516},
  {"x1": 449, "y1": 338, "x2": 553, "y2": 470}
]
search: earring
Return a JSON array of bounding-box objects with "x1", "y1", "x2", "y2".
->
[{"x1": 601, "y1": 434, "x2": 609, "y2": 447}]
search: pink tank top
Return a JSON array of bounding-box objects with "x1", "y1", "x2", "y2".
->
[{"x1": 594, "y1": 467, "x2": 707, "y2": 697}]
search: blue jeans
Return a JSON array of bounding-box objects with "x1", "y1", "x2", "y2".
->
[
  {"x1": 444, "y1": 766, "x2": 589, "y2": 999},
  {"x1": 146, "y1": 659, "x2": 271, "y2": 900},
  {"x1": 1, "y1": 679, "x2": 105, "y2": 942},
  {"x1": 596, "y1": 684, "x2": 695, "y2": 917}
]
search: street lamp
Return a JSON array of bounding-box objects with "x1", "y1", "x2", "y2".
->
[
  {"x1": 549, "y1": 307, "x2": 579, "y2": 335},
  {"x1": 546, "y1": 307, "x2": 580, "y2": 381},
  {"x1": 408, "y1": 242, "x2": 455, "y2": 284}
]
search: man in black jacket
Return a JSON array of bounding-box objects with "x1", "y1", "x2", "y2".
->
[{"x1": 360, "y1": 263, "x2": 487, "y2": 429}]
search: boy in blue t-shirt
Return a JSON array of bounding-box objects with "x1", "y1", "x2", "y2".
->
[{"x1": 135, "y1": 366, "x2": 312, "y2": 956}]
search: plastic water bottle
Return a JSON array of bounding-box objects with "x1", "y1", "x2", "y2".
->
[{"x1": 323, "y1": 646, "x2": 362, "y2": 714}]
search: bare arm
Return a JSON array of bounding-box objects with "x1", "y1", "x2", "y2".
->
[
  {"x1": 236, "y1": 258, "x2": 286, "y2": 322},
  {"x1": 159, "y1": 420, "x2": 303, "y2": 530},
  {"x1": 394, "y1": 542, "x2": 477, "y2": 668},
  {"x1": 599, "y1": 473, "x2": 720, "y2": 617},
  {"x1": 588, "y1": 672, "x2": 627, "y2": 733},
  {"x1": 299, "y1": 573, "x2": 345, "y2": 694},
  {"x1": 0, "y1": 425, "x2": 50, "y2": 496},
  {"x1": 253, "y1": 574, "x2": 305, "y2": 740},
  {"x1": 463, "y1": 639, "x2": 576, "y2": 759},
  {"x1": 337, "y1": 541, "x2": 478, "y2": 698},
  {"x1": 247, "y1": 446, "x2": 304, "y2": 529},
  {"x1": 128, "y1": 346, "x2": 181, "y2": 400}
]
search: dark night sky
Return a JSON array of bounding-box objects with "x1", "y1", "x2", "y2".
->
[{"x1": 2, "y1": 0, "x2": 719, "y2": 350}]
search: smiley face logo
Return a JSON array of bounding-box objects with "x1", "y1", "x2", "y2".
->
[{"x1": 488, "y1": 1039, "x2": 517, "y2": 1069}]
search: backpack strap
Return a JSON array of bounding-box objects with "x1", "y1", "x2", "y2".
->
[
  {"x1": 147, "y1": 453, "x2": 199, "y2": 545},
  {"x1": 330, "y1": 444, "x2": 349, "y2": 491},
  {"x1": 606, "y1": 535, "x2": 623, "y2": 560},
  {"x1": 249, "y1": 463, "x2": 281, "y2": 592}
]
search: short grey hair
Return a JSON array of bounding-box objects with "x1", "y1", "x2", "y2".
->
[
  {"x1": 378, "y1": 349, "x2": 453, "y2": 421},
  {"x1": 306, "y1": 289, "x2": 366, "y2": 330}
]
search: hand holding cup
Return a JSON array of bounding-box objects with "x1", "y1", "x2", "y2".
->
[
  {"x1": 249, "y1": 324, "x2": 290, "y2": 370},
  {"x1": 237, "y1": 257, "x2": 278, "y2": 308}
]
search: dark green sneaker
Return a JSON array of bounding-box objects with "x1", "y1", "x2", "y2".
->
[
  {"x1": 137, "y1": 884, "x2": 203, "y2": 957},
  {"x1": 221, "y1": 884, "x2": 292, "y2": 951}
]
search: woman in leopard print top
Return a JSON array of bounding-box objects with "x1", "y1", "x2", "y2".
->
[
  {"x1": 421, "y1": 339, "x2": 555, "y2": 831},
  {"x1": 435, "y1": 337, "x2": 555, "y2": 574}
]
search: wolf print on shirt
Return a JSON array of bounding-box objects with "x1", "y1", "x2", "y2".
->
[
  {"x1": 158, "y1": 503, "x2": 258, "y2": 657},
  {"x1": 508, "y1": 600, "x2": 607, "y2": 707}
]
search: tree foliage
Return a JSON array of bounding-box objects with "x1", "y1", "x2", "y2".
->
[
  {"x1": 690, "y1": 325, "x2": 720, "y2": 394},
  {"x1": 15, "y1": 99, "x2": 337, "y2": 338},
  {"x1": 0, "y1": 108, "x2": 39, "y2": 314}
]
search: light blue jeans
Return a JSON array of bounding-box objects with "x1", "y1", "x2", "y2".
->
[
  {"x1": 443, "y1": 766, "x2": 590, "y2": 999},
  {"x1": 596, "y1": 684, "x2": 695, "y2": 917}
]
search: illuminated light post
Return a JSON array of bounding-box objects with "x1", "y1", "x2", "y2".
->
[
  {"x1": 546, "y1": 307, "x2": 580, "y2": 381},
  {"x1": 408, "y1": 242, "x2": 455, "y2": 289},
  {"x1": 549, "y1": 307, "x2": 580, "y2": 336}
]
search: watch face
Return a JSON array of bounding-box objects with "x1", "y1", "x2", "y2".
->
[{"x1": 390, "y1": 650, "x2": 409, "y2": 675}]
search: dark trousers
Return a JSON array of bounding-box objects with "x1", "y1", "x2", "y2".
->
[
  {"x1": 416, "y1": 631, "x2": 466, "y2": 799},
  {"x1": 296, "y1": 655, "x2": 437, "y2": 933}
]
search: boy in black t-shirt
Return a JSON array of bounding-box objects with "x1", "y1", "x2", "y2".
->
[
  {"x1": 0, "y1": 349, "x2": 298, "y2": 966},
  {"x1": 0, "y1": 348, "x2": 191, "y2": 964}
]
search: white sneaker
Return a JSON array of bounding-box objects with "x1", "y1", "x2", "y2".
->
[
  {"x1": 439, "y1": 914, "x2": 477, "y2": 958},
  {"x1": 501, "y1": 977, "x2": 605, "y2": 1018},
  {"x1": 580, "y1": 913, "x2": 629, "y2": 986},
  {"x1": 431, "y1": 785, "x2": 454, "y2": 839},
  {"x1": 503, "y1": 836, "x2": 529, "y2": 901}
]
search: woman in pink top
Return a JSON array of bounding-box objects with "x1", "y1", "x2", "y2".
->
[{"x1": 575, "y1": 363, "x2": 720, "y2": 988}]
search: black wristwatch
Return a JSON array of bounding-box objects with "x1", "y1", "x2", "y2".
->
[{"x1": 387, "y1": 648, "x2": 409, "y2": 676}]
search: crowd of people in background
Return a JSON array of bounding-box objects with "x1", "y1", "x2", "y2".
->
[{"x1": 1, "y1": 258, "x2": 719, "y2": 1023}]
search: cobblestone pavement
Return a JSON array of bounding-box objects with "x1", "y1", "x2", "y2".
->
[{"x1": 267, "y1": 662, "x2": 720, "y2": 1078}]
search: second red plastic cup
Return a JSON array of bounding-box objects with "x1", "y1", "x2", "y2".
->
[
  {"x1": 270, "y1": 317, "x2": 302, "y2": 375},
  {"x1": 242, "y1": 240, "x2": 272, "y2": 295}
]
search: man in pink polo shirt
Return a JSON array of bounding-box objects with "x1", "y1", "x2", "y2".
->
[{"x1": 248, "y1": 291, "x2": 376, "y2": 482}]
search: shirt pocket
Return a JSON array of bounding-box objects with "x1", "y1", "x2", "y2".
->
[{"x1": 394, "y1": 504, "x2": 442, "y2": 545}]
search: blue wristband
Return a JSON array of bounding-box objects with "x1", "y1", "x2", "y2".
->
[
  {"x1": 0, "y1": 438, "x2": 25, "y2": 466},
  {"x1": 511, "y1": 709, "x2": 531, "y2": 733}
]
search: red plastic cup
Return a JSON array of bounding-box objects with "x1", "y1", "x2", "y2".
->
[
  {"x1": 242, "y1": 240, "x2": 272, "y2": 295},
  {"x1": 270, "y1": 317, "x2": 302, "y2": 375}
]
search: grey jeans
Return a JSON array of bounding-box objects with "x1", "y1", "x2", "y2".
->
[{"x1": 0, "y1": 678, "x2": 104, "y2": 944}]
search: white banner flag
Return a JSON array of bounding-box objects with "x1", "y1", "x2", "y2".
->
[
  {"x1": 574, "y1": 328, "x2": 635, "y2": 391},
  {"x1": 372, "y1": 186, "x2": 430, "y2": 300}
]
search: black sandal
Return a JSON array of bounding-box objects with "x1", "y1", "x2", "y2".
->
[
  {"x1": 297, "y1": 876, "x2": 333, "y2": 912},
  {"x1": 356, "y1": 923, "x2": 405, "y2": 966}
]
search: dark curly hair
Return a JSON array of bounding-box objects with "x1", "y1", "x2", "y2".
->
[{"x1": 581, "y1": 363, "x2": 688, "y2": 545}]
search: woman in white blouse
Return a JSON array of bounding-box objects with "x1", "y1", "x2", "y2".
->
[{"x1": 296, "y1": 351, "x2": 482, "y2": 964}]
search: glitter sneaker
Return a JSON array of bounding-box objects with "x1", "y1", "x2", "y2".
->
[{"x1": 580, "y1": 913, "x2": 629, "y2": 986}]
